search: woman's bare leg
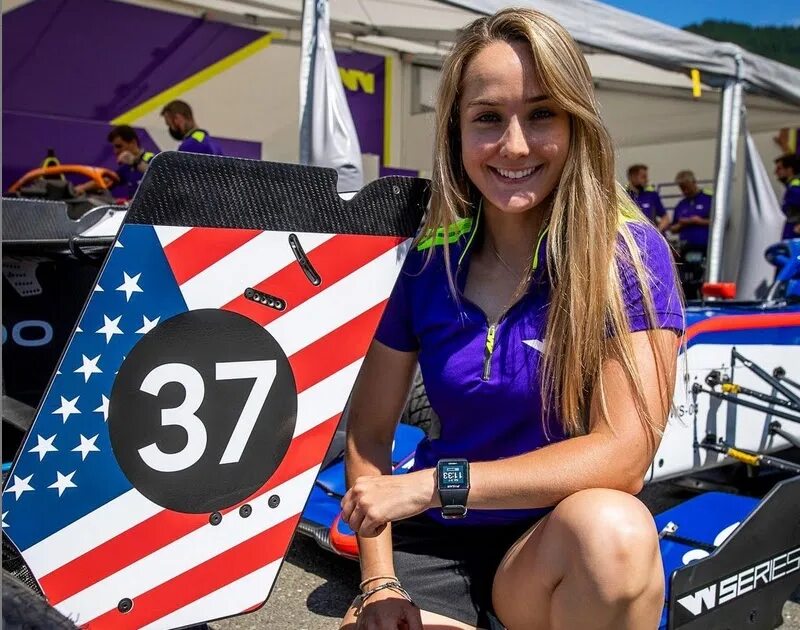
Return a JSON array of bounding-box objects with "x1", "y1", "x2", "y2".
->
[
  {"x1": 492, "y1": 488, "x2": 664, "y2": 630},
  {"x1": 341, "y1": 604, "x2": 478, "y2": 629}
]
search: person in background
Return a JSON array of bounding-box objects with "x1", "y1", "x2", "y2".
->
[
  {"x1": 775, "y1": 153, "x2": 800, "y2": 240},
  {"x1": 669, "y1": 170, "x2": 712, "y2": 299},
  {"x1": 160, "y1": 100, "x2": 224, "y2": 156},
  {"x1": 626, "y1": 163, "x2": 669, "y2": 232},
  {"x1": 75, "y1": 125, "x2": 155, "y2": 198}
]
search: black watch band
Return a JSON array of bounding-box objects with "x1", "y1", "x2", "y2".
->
[{"x1": 439, "y1": 488, "x2": 468, "y2": 518}]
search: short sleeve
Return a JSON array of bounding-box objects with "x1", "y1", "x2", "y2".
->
[
  {"x1": 374, "y1": 252, "x2": 420, "y2": 352},
  {"x1": 618, "y1": 223, "x2": 685, "y2": 335}
]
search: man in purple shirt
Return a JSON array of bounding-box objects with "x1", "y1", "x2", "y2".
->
[
  {"x1": 669, "y1": 170, "x2": 712, "y2": 299},
  {"x1": 775, "y1": 154, "x2": 800, "y2": 240},
  {"x1": 626, "y1": 164, "x2": 669, "y2": 231},
  {"x1": 160, "y1": 100, "x2": 224, "y2": 156}
]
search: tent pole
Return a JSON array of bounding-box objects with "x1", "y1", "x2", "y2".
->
[{"x1": 707, "y1": 52, "x2": 744, "y2": 284}]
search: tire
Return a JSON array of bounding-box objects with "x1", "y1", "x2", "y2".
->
[
  {"x1": 2, "y1": 569, "x2": 76, "y2": 630},
  {"x1": 400, "y1": 367, "x2": 439, "y2": 438}
]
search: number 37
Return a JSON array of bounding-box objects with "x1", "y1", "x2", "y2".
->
[{"x1": 137, "y1": 360, "x2": 276, "y2": 473}]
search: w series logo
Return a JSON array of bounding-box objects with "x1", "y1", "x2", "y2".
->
[{"x1": 676, "y1": 546, "x2": 800, "y2": 618}]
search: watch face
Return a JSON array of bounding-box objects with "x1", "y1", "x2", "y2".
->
[{"x1": 438, "y1": 460, "x2": 468, "y2": 489}]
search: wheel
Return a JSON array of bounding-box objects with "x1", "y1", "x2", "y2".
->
[
  {"x1": 400, "y1": 367, "x2": 439, "y2": 438},
  {"x1": 2, "y1": 569, "x2": 76, "y2": 630}
]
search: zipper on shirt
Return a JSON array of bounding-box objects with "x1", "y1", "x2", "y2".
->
[{"x1": 482, "y1": 322, "x2": 497, "y2": 381}]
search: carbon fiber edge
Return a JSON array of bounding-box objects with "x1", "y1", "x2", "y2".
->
[{"x1": 127, "y1": 153, "x2": 429, "y2": 236}]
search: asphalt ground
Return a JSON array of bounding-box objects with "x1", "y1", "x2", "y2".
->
[{"x1": 212, "y1": 475, "x2": 800, "y2": 630}]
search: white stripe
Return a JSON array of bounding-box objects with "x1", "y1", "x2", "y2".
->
[
  {"x1": 24, "y1": 489, "x2": 160, "y2": 577},
  {"x1": 153, "y1": 226, "x2": 192, "y2": 248},
  {"x1": 139, "y1": 560, "x2": 282, "y2": 630},
  {"x1": 294, "y1": 359, "x2": 363, "y2": 437},
  {"x1": 55, "y1": 467, "x2": 319, "y2": 625},
  {"x1": 268, "y1": 241, "x2": 408, "y2": 357},
  {"x1": 179, "y1": 230, "x2": 335, "y2": 310}
]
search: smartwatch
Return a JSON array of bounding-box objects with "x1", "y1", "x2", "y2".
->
[{"x1": 436, "y1": 459, "x2": 470, "y2": 519}]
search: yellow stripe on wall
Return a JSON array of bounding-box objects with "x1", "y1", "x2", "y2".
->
[
  {"x1": 382, "y1": 55, "x2": 393, "y2": 167},
  {"x1": 111, "y1": 33, "x2": 281, "y2": 125}
]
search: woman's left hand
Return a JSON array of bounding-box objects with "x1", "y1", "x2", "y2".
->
[{"x1": 341, "y1": 470, "x2": 435, "y2": 537}]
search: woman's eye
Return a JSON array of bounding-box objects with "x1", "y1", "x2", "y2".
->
[
  {"x1": 531, "y1": 109, "x2": 555, "y2": 120},
  {"x1": 475, "y1": 112, "x2": 500, "y2": 123}
]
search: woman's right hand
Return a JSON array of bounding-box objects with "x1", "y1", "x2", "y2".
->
[{"x1": 355, "y1": 588, "x2": 422, "y2": 630}]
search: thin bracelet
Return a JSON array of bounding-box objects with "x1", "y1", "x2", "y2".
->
[
  {"x1": 359, "y1": 575, "x2": 398, "y2": 591},
  {"x1": 354, "y1": 581, "x2": 415, "y2": 615}
]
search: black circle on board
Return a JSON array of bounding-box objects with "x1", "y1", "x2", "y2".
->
[{"x1": 109, "y1": 309, "x2": 297, "y2": 514}]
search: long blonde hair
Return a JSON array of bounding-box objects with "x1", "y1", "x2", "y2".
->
[{"x1": 426, "y1": 8, "x2": 678, "y2": 442}]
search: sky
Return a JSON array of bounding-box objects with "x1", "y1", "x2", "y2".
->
[{"x1": 601, "y1": 1, "x2": 799, "y2": 28}]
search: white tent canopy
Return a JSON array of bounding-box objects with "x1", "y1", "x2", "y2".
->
[{"x1": 156, "y1": 0, "x2": 800, "y2": 105}]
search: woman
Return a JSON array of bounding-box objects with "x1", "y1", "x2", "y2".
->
[{"x1": 340, "y1": 8, "x2": 683, "y2": 630}]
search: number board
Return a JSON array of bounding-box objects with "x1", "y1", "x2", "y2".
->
[{"x1": 3, "y1": 154, "x2": 428, "y2": 629}]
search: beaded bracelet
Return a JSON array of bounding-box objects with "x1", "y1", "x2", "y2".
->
[{"x1": 353, "y1": 580, "x2": 415, "y2": 615}]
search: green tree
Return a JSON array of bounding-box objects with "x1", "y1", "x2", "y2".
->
[{"x1": 685, "y1": 21, "x2": 800, "y2": 69}]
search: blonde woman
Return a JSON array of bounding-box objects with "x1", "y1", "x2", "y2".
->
[{"x1": 340, "y1": 8, "x2": 683, "y2": 630}]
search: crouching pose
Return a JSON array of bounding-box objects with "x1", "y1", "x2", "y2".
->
[{"x1": 340, "y1": 8, "x2": 683, "y2": 630}]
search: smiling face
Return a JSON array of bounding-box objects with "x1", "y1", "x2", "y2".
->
[{"x1": 459, "y1": 40, "x2": 570, "y2": 216}]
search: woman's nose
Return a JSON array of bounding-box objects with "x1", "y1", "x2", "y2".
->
[{"x1": 499, "y1": 117, "x2": 530, "y2": 159}]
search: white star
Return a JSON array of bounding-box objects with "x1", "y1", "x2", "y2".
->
[
  {"x1": 116, "y1": 272, "x2": 143, "y2": 301},
  {"x1": 72, "y1": 434, "x2": 100, "y2": 461},
  {"x1": 114, "y1": 239, "x2": 124, "y2": 249},
  {"x1": 4, "y1": 474, "x2": 34, "y2": 500},
  {"x1": 52, "y1": 396, "x2": 80, "y2": 423},
  {"x1": 93, "y1": 284, "x2": 104, "y2": 292},
  {"x1": 29, "y1": 434, "x2": 58, "y2": 461},
  {"x1": 96, "y1": 315, "x2": 123, "y2": 343},
  {"x1": 94, "y1": 395, "x2": 110, "y2": 421},
  {"x1": 136, "y1": 315, "x2": 160, "y2": 334},
  {"x1": 76, "y1": 326, "x2": 83, "y2": 333},
  {"x1": 74, "y1": 354, "x2": 102, "y2": 383},
  {"x1": 48, "y1": 471, "x2": 77, "y2": 497},
  {"x1": 2, "y1": 512, "x2": 8, "y2": 528}
]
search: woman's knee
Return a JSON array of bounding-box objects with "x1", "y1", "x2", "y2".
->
[{"x1": 551, "y1": 488, "x2": 663, "y2": 600}]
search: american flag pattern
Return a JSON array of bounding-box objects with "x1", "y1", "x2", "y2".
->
[{"x1": 4, "y1": 222, "x2": 410, "y2": 628}]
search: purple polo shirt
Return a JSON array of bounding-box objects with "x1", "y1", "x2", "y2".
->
[
  {"x1": 627, "y1": 186, "x2": 666, "y2": 225},
  {"x1": 375, "y1": 216, "x2": 684, "y2": 526},
  {"x1": 781, "y1": 178, "x2": 800, "y2": 240},
  {"x1": 672, "y1": 190, "x2": 712, "y2": 249},
  {"x1": 178, "y1": 129, "x2": 224, "y2": 156}
]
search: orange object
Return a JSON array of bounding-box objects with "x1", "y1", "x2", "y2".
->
[
  {"x1": 329, "y1": 514, "x2": 359, "y2": 558},
  {"x1": 701, "y1": 282, "x2": 737, "y2": 300},
  {"x1": 8, "y1": 164, "x2": 119, "y2": 193}
]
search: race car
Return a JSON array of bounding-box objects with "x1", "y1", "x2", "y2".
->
[{"x1": 2, "y1": 153, "x2": 799, "y2": 630}]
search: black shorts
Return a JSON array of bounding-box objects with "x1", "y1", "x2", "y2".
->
[{"x1": 392, "y1": 513, "x2": 541, "y2": 629}]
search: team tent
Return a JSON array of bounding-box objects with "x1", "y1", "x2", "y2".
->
[{"x1": 89, "y1": 0, "x2": 800, "y2": 292}]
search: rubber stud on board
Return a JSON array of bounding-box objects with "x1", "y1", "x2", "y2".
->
[
  {"x1": 209, "y1": 511, "x2": 222, "y2": 526},
  {"x1": 239, "y1": 504, "x2": 252, "y2": 518},
  {"x1": 268, "y1": 495, "x2": 280, "y2": 509}
]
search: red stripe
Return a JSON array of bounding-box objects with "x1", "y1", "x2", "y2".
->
[
  {"x1": 88, "y1": 516, "x2": 298, "y2": 629},
  {"x1": 288, "y1": 301, "x2": 386, "y2": 392},
  {"x1": 222, "y1": 233, "x2": 403, "y2": 327},
  {"x1": 164, "y1": 227, "x2": 262, "y2": 286},
  {"x1": 685, "y1": 312, "x2": 800, "y2": 344},
  {"x1": 42, "y1": 414, "x2": 340, "y2": 604}
]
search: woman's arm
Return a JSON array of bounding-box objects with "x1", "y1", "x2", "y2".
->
[
  {"x1": 466, "y1": 328, "x2": 678, "y2": 506},
  {"x1": 344, "y1": 339, "x2": 419, "y2": 577},
  {"x1": 343, "y1": 329, "x2": 679, "y2": 536}
]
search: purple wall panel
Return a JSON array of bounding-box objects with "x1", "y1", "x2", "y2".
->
[
  {"x1": 4, "y1": 0, "x2": 263, "y2": 121},
  {"x1": 335, "y1": 51, "x2": 386, "y2": 159}
]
